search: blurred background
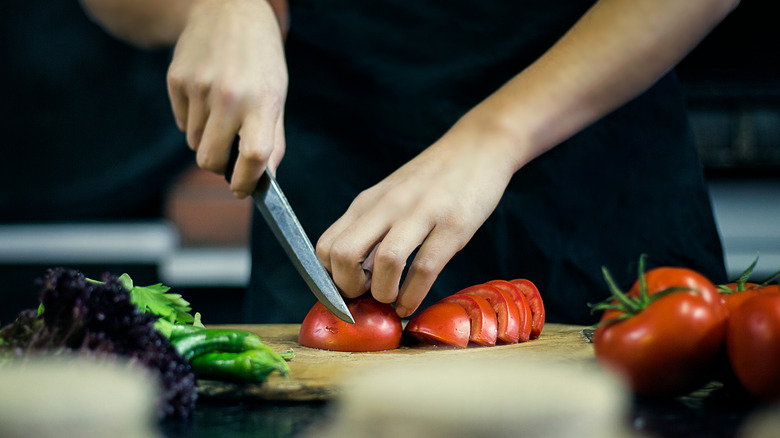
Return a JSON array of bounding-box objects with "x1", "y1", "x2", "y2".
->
[{"x1": 1, "y1": 1, "x2": 777, "y2": 325}]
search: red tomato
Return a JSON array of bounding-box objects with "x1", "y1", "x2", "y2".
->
[
  {"x1": 509, "y1": 279, "x2": 545, "y2": 339},
  {"x1": 457, "y1": 284, "x2": 520, "y2": 344},
  {"x1": 727, "y1": 293, "x2": 780, "y2": 401},
  {"x1": 298, "y1": 294, "x2": 402, "y2": 352},
  {"x1": 592, "y1": 267, "x2": 728, "y2": 397},
  {"x1": 720, "y1": 285, "x2": 776, "y2": 315},
  {"x1": 439, "y1": 294, "x2": 498, "y2": 346},
  {"x1": 485, "y1": 279, "x2": 532, "y2": 342},
  {"x1": 404, "y1": 302, "x2": 470, "y2": 348}
]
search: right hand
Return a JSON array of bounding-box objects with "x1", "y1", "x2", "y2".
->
[{"x1": 167, "y1": 0, "x2": 288, "y2": 197}]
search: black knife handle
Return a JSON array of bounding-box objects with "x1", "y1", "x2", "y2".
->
[{"x1": 224, "y1": 137, "x2": 241, "y2": 184}]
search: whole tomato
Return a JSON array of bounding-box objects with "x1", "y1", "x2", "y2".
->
[
  {"x1": 727, "y1": 293, "x2": 780, "y2": 401},
  {"x1": 592, "y1": 263, "x2": 728, "y2": 397},
  {"x1": 298, "y1": 294, "x2": 403, "y2": 352}
]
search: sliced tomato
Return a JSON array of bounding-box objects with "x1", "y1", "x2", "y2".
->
[
  {"x1": 298, "y1": 294, "x2": 402, "y2": 352},
  {"x1": 509, "y1": 279, "x2": 545, "y2": 339},
  {"x1": 456, "y1": 284, "x2": 520, "y2": 344},
  {"x1": 439, "y1": 294, "x2": 498, "y2": 346},
  {"x1": 404, "y1": 302, "x2": 470, "y2": 348},
  {"x1": 485, "y1": 279, "x2": 532, "y2": 342}
]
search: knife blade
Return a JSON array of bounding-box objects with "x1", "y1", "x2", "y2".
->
[{"x1": 225, "y1": 139, "x2": 354, "y2": 323}]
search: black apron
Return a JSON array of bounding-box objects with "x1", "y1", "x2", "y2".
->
[{"x1": 246, "y1": 0, "x2": 726, "y2": 324}]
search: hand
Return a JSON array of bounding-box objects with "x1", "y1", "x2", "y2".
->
[
  {"x1": 167, "y1": 0, "x2": 288, "y2": 197},
  {"x1": 316, "y1": 111, "x2": 522, "y2": 317}
]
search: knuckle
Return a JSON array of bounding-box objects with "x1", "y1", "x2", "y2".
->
[
  {"x1": 408, "y1": 256, "x2": 440, "y2": 279},
  {"x1": 315, "y1": 239, "x2": 331, "y2": 261},
  {"x1": 374, "y1": 245, "x2": 406, "y2": 271},
  {"x1": 212, "y1": 82, "x2": 242, "y2": 109},
  {"x1": 196, "y1": 153, "x2": 226, "y2": 173},
  {"x1": 329, "y1": 240, "x2": 356, "y2": 264}
]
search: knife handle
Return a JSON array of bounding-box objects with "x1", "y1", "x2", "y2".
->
[{"x1": 223, "y1": 137, "x2": 241, "y2": 184}]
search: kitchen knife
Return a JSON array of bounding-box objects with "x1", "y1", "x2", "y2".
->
[{"x1": 225, "y1": 139, "x2": 354, "y2": 323}]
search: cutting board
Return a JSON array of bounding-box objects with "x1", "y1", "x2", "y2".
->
[{"x1": 196, "y1": 323, "x2": 595, "y2": 401}]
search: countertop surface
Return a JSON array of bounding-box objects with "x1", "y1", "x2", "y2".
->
[{"x1": 157, "y1": 323, "x2": 773, "y2": 438}]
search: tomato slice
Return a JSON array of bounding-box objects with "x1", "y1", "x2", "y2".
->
[
  {"x1": 456, "y1": 284, "x2": 520, "y2": 344},
  {"x1": 298, "y1": 294, "x2": 403, "y2": 352},
  {"x1": 404, "y1": 302, "x2": 470, "y2": 348},
  {"x1": 439, "y1": 294, "x2": 498, "y2": 346},
  {"x1": 485, "y1": 279, "x2": 532, "y2": 342},
  {"x1": 509, "y1": 278, "x2": 545, "y2": 339}
]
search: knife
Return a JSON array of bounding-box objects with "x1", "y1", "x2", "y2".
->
[{"x1": 225, "y1": 139, "x2": 354, "y2": 323}]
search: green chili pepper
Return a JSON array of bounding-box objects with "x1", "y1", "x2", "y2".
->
[
  {"x1": 190, "y1": 349, "x2": 290, "y2": 383},
  {"x1": 169, "y1": 323, "x2": 206, "y2": 340},
  {"x1": 171, "y1": 329, "x2": 266, "y2": 361}
]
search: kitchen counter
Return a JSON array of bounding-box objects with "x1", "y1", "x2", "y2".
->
[{"x1": 157, "y1": 324, "x2": 774, "y2": 438}]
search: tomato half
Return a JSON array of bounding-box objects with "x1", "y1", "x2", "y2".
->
[
  {"x1": 727, "y1": 293, "x2": 780, "y2": 401},
  {"x1": 298, "y1": 294, "x2": 402, "y2": 352},
  {"x1": 457, "y1": 284, "x2": 520, "y2": 344},
  {"x1": 404, "y1": 302, "x2": 470, "y2": 348},
  {"x1": 592, "y1": 267, "x2": 728, "y2": 397},
  {"x1": 509, "y1": 278, "x2": 545, "y2": 339},
  {"x1": 439, "y1": 293, "x2": 498, "y2": 346},
  {"x1": 485, "y1": 279, "x2": 532, "y2": 342}
]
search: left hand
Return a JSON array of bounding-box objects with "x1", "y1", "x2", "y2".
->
[{"x1": 316, "y1": 111, "x2": 522, "y2": 318}]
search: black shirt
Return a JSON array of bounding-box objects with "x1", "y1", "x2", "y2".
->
[{"x1": 246, "y1": 0, "x2": 726, "y2": 324}]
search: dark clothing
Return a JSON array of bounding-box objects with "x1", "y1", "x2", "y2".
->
[
  {"x1": 246, "y1": 0, "x2": 726, "y2": 324},
  {"x1": 0, "y1": 0, "x2": 191, "y2": 222}
]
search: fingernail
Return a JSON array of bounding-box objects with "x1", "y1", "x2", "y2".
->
[
  {"x1": 395, "y1": 305, "x2": 408, "y2": 318},
  {"x1": 232, "y1": 190, "x2": 248, "y2": 199}
]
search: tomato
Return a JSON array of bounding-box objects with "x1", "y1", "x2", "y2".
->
[
  {"x1": 509, "y1": 278, "x2": 545, "y2": 339},
  {"x1": 592, "y1": 266, "x2": 728, "y2": 397},
  {"x1": 457, "y1": 284, "x2": 521, "y2": 344},
  {"x1": 404, "y1": 302, "x2": 470, "y2": 348},
  {"x1": 298, "y1": 294, "x2": 402, "y2": 352},
  {"x1": 727, "y1": 293, "x2": 780, "y2": 401},
  {"x1": 439, "y1": 293, "x2": 498, "y2": 346},
  {"x1": 721, "y1": 285, "x2": 776, "y2": 315},
  {"x1": 485, "y1": 279, "x2": 532, "y2": 342}
]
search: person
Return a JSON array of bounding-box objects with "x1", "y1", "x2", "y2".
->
[{"x1": 79, "y1": 0, "x2": 739, "y2": 324}]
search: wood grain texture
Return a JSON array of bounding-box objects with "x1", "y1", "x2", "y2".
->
[{"x1": 197, "y1": 323, "x2": 595, "y2": 401}]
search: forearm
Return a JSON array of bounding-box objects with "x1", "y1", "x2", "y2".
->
[
  {"x1": 78, "y1": 0, "x2": 193, "y2": 49},
  {"x1": 79, "y1": 0, "x2": 289, "y2": 49},
  {"x1": 472, "y1": 0, "x2": 739, "y2": 172}
]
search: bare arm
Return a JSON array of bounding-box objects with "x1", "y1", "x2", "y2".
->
[
  {"x1": 79, "y1": 0, "x2": 289, "y2": 49},
  {"x1": 317, "y1": 0, "x2": 740, "y2": 317},
  {"x1": 479, "y1": 0, "x2": 741, "y2": 172}
]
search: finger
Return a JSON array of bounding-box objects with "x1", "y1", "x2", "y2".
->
[
  {"x1": 369, "y1": 221, "x2": 433, "y2": 304},
  {"x1": 167, "y1": 67, "x2": 189, "y2": 132},
  {"x1": 266, "y1": 110, "x2": 286, "y2": 176},
  {"x1": 327, "y1": 223, "x2": 387, "y2": 299},
  {"x1": 195, "y1": 102, "x2": 241, "y2": 175},
  {"x1": 229, "y1": 111, "x2": 276, "y2": 197},
  {"x1": 185, "y1": 94, "x2": 209, "y2": 152},
  {"x1": 395, "y1": 227, "x2": 464, "y2": 318},
  {"x1": 316, "y1": 190, "x2": 375, "y2": 273}
]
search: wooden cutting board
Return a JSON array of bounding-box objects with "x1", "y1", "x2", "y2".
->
[{"x1": 196, "y1": 323, "x2": 595, "y2": 401}]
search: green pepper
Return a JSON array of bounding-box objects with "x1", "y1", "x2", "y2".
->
[
  {"x1": 168, "y1": 323, "x2": 206, "y2": 340},
  {"x1": 190, "y1": 349, "x2": 290, "y2": 383},
  {"x1": 171, "y1": 329, "x2": 266, "y2": 361}
]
